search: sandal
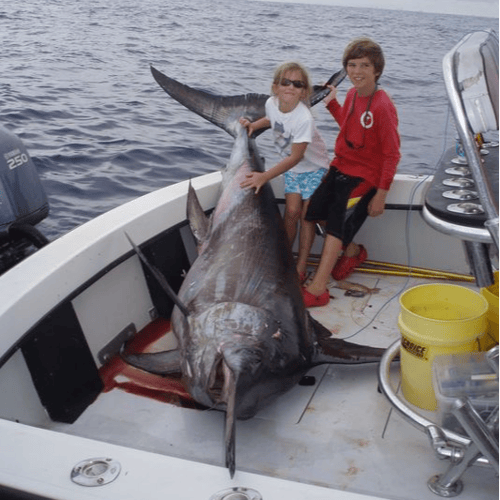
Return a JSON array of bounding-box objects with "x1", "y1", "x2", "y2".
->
[
  {"x1": 301, "y1": 287, "x2": 330, "y2": 308},
  {"x1": 331, "y1": 245, "x2": 367, "y2": 281}
]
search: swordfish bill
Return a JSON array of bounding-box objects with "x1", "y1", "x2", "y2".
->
[{"x1": 124, "y1": 66, "x2": 385, "y2": 477}]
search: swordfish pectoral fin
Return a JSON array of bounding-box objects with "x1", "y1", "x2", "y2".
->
[
  {"x1": 122, "y1": 349, "x2": 182, "y2": 376},
  {"x1": 151, "y1": 65, "x2": 268, "y2": 138},
  {"x1": 187, "y1": 181, "x2": 210, "y2": 246},
  {"x1": 309, "y1": 315, "x2": 387, "y2": 365},
  {"x1": 124, "y1": 232, "x2": 190, "y2": 317}
]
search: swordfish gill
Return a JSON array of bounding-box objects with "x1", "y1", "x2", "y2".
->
[{"x1": 124, "y1": 66, "x2": 385, "y2": 477}]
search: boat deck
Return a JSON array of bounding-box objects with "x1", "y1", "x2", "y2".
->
[{"x1": 46, "y1": 270, "x2": 498, "y2": 500}]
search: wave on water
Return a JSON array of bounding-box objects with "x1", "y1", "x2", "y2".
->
[{"x1": 1, "y1": 0, "x2": 497, "y2": 239}]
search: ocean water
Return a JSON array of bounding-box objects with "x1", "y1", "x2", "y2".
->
[{"x1": 1, "y1": 0, "x2": 498, "y2": 240}]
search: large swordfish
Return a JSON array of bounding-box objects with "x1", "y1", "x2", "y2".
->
[{"x1": 125, "y1": 66, "x2": 385, "y2": 477}]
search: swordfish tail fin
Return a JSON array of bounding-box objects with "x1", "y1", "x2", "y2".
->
[
  {"x1": 310, "y1": 68, "x2": 347, "y2": 106},
  {"x1": 150, "y1": 65, "x2": 346, "y2": 135},
  {"x1": 151, "y1": 65, "x2": 268, "y2": 138}
]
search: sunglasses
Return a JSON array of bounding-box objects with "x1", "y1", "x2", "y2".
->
[{"x1": 279, "y1": 78, "x2": 306, "y2": 89}]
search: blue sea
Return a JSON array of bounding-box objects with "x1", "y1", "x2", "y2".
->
[{"x1": 1, "y1": 0, "x2": 498, "y2": 240}]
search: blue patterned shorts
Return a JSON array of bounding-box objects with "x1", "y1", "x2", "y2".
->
[{"x1": 284, "y1": 168, "x2": 328, "y2": 200}]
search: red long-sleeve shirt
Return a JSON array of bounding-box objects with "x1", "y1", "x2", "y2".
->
[{"x1": 327, "y1": 88, "x2": 401, "y2": 191}]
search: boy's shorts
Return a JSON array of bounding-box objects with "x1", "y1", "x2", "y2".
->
[
  {"x1": 284, "y1": 168, "x2": 328, "y2": 200},
  {"x1": 305, "y1": 168, "x2": 376, "y2": 245}
]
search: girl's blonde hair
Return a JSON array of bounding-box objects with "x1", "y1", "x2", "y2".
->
[{"x1": 271, "y1": 62, "x2": 312, "y2": 103}]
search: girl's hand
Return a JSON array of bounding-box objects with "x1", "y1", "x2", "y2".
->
[
  {"x1": 240, "y1": 172, "x2": 267, "y2": 194},
  {"x1": 239, "y1": 117, "x2": 255, "y2": 137},
  {"x1": 323, "y1": 85, "x2": 338, "y2": 106}
]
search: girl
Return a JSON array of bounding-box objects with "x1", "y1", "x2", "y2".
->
[
  {"x1": 240, "y1": 62, "x2": 329, "y2": 282},
  {"x1": 302, "y1": 37, "x2": 401, "y2": 307}
]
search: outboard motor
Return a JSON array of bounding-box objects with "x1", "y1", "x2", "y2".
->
[{"x1": 0, "y1": 126, "x2": 49, "y2": 274}]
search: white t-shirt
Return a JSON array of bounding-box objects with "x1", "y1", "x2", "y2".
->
[{"x1": 265, "y1": 96, "x2": 329, "y2": 174}]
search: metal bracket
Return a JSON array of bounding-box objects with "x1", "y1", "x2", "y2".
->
[{"x1": 98, "y1": 323, "x2": 136, "y2": 364}]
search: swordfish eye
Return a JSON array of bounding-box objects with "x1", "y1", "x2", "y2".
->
[{"x1": 272, "y1": 329, "x2": 282, "y2": 340}]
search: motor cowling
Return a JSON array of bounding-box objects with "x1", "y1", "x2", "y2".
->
[{"x1": 0, "y1": 126, "x2": 49, "y2": 273}]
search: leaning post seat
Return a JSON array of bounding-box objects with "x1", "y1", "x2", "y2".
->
[{"x1": 423, "y1": 30, "x2": 499, "y2": 288}]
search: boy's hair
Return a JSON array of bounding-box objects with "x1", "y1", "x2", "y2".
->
[
  {"x1": 342, "y1": 37, "x2": 385, "y2": 81},
  {"x1": 271, "y1": 62, "x2": 312, "y2": 102}
]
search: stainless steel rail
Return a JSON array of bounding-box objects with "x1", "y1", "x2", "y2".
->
[{"x1": 378, "y1": 340, "x2": 493, "y2": 465}]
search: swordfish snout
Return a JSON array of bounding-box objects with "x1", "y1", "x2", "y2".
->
[
  {"x1": 183, "y1": 302, "x2": 286, "y2": 413},
  {"x1": 182, "y1": 301, "x2": 299, "y2": 478}
]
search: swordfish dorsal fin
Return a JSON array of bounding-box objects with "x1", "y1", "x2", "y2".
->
[
  {"x1": 151, "y1": 65, "x2": 268, "y2": 138},
  {"x1": 124, "y1": 232, "x2": 190, "y2": 317}
]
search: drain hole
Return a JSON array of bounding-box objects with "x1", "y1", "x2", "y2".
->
[{"x1": 83, "y1": 462, "x2": 109, "y2": 477}]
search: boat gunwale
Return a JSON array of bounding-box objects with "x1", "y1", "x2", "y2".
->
[{"x1": 0, "y1": 172, "x2": 428, "y2": 370}]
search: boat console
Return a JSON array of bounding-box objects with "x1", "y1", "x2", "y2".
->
[
  {"x1": 381, "y1": 29, "x2": 500, "y2": 498},
  {"x1": 423, "y1": 30, "x2": 499, "y2": 288}
]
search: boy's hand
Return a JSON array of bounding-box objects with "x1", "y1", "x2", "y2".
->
[
  {"x1": 368, "y1": 189, "x2": 388, "y2": 217},
  {"x1": 323, "y1": 85, "x2": 338, "y2": 106}
]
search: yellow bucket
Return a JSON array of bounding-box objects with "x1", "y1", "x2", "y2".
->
[
  {"x1": 479, "y1": 271, "x2": 499, "y2": 351},
  {"x1": 398, "y1": 284, "x2": 488, "y2": 411}
]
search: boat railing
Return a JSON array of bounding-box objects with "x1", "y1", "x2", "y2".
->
[{"x1": 379, "y1": 341, "x2": 499, "y2": 497}]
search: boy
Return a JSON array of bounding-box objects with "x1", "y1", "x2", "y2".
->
[{"x1": 303, "y1": 38, "x2": 401, "y2": 307}]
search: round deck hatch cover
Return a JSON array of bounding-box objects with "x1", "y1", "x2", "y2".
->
[
  {"x1": 209, "y1": 487, "x2": 262, "y2": 500},
  {"x1": 71, "y1": 457, "x2": 121, "y2": 487},
  {"x1": 442, "y1": 189, "x2": 478, "y2": 201},
  {"x1": 445, "y1": 166, "x2": 471, "y2": 176},
  {"x1": 442, "y1": 177, "x2": 475, "y2": 188},
  {"x1": 450, "y1": 156, "x2": 468, "y2": 165},
  {"x1": 446, "y1": 202, "x2": 484, "y2": 215}
]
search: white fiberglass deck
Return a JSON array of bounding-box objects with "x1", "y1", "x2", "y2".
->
[{"x1": 45, "y1": 271, "x2": 497, "y2": 500}]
